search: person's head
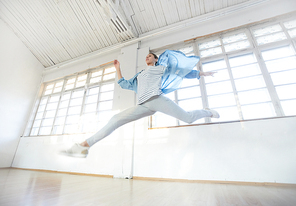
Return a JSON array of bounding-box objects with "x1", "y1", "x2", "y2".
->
[{"x1": 146, "y1": 53, "x2": 158, "y2": 66}]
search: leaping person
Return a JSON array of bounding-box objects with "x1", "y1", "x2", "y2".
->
[{"x1": 62, "y1": 50, "x2": 219, "y2": 158}]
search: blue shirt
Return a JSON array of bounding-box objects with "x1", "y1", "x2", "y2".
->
[{"x1": 117, "y1": 50, "x2": 200, "y2": 100}]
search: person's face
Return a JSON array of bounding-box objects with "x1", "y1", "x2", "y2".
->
[{"x1": 146, "y1": 54, "x2": 157, "y2": 66}]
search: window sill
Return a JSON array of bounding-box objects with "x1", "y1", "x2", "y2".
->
[{"x1": 148, "y1": 115, "x2": 296, "y2": 130}]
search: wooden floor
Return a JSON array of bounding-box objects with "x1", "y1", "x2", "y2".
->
[{"x1": 1, "y1": 168, "x2": 296, "y2": 206}]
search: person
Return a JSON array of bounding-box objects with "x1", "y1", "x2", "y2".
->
[{"x1": 62, "y1": 50, "x2": 219, "y2": 158}]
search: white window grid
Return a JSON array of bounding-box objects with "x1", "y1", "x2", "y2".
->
[
  {"x1": 24, "y1": 64, "x2": 116, "y2": 136},
  {"x1": 150, "y1": 15, "x2": 296, "y2": 128}
]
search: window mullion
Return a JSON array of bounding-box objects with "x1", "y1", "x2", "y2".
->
[
  {"x1": 25, "y1": 104, "x2": 37, "y2": 137},
  {"x1": 225, "y1": 47, "x2": 254, "y2": 58},
  {"x1": 96, "y1": 69, "x2": 104, "y2": 116},
  {"x1": 194, "y1": 41, "x2": 210, "y2": 123},
  {"x1": 292, "y1": 39, "x2": 296, "y2": 53},
  {"x1": 280, "y1": 21, "x2": 296, "y2": 54},
  {"x1": 149, "y1": 116, "x2": 152, "y2": 129},
  {"x1": 174, "y1": 90, "x2": 180, "y2": 126},
  {"x1": 63, "y1": 74, "x2": 79, "y2": 134},
  {"x1": 62, "y1": 89, "x2": 74, "y2": 135},
  {"x1": 50, "y1": 79, "x2": 67, "y2": 135},
  {"x1": 223, "y1": 54, "x2": 244, "y2": 120},
  {"x1": 246, "y1": 28, "x2": 284, "y2": 116},
  {"x1": 77, "y1": 77, "x2": 89, "y2": 133},
  {"x1": 220, "y1": 32, "x2": 244, "y2": 120},
  {"x1": 80, "y1": 72, "x2": 90, "y2": 117},
  {"x1": 38, "y1": 97, "x2": 50, "y2": 136}
]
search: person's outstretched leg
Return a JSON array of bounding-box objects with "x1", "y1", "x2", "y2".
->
[
  {"x1": 86, "y1": 105, "x2": 155, "y2": 146},
  {"x1": 63, "y1": 104, "x2": 155, "y2": 157},
  {"x1": 146, "y1": 95, "x2": 219, "y2": 124}
]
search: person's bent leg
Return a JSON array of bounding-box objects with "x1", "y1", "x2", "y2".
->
[
  {"x1": 62, "y1": 105, "x2": 155, "y2": 157},
  {"x1": 86, "y1": 105, "x2": 155, "y2": 147},
  {"x1": 147, "y1": 95, "x2": 213, "y2": 124}
]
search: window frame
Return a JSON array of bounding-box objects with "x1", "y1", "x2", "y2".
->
[
  {"x1": 24, "y1": 63, "x2": 116, "y2": 137},
  {"x1": 149, "y1": 14, "x2": 296, "y2": 128}
]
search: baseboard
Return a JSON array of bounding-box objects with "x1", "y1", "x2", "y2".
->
[
  {"x1": 7, "y1": 167, "x2": 296, "y2": 187},
  {"x1": 10, "y1": 167, "x2": 113, "y2": 178},
  {"x1": 132, "y1": 176, "x2": 296, "y2": 187}
]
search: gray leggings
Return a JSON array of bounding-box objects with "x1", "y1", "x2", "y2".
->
[{"x1": 86, "y1": 95, "x2": 212, "y2": 147}]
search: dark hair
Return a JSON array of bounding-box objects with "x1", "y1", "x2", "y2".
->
[{"x1": 149, "y1": 53, "x2": 158, "y2": 60}]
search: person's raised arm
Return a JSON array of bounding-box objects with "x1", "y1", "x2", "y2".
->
[
  {"x1": 114, "y1": 59, "x2": 138, "y2": 92},
  {"x1": 200, "y1": 71, "x2": 217, "y2": 77},
  {"x1": 114, "y1": 60, "x2": 123, "y2": 80},
  {"x1": 184, "y1": 70, "x2": 217, "y2": 79}
]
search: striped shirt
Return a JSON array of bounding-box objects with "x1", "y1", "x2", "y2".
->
[{"x1": 137, "y1": 65, "x2": 166, "y2": 104}]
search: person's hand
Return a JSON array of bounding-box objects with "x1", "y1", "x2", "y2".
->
[
  {"x1": 200, "y1": 71, "x2": 217, "y2": 77},
  {"x1": 114, "y1": 60, "x2": 120, "y2": 70}
]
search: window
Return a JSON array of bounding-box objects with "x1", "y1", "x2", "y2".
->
[
  {"x1": 151, "y1": 16, "x2": 296, "y2": 128},
  {"x1": 229, "y1": 53, "x2": 275, "y2": 119},
  {"x1": 261, "y1": 46, "x2": 296, "y2": 115},
  {"x1": 222, "y1": 32, "x2": 250, "y2": 52},
  {"x1": 252, "y1": 24, "x2": 287, "y2": 45},
  {"x1": 24, "y1": 65, "x2": 116, "y2": 136},
  {"x1": 203, "y1": 58, "x2": 239, "y2": 122},
  {"x1": 198, "y1": 39, "x2": 222, "y2": 57},
  {"x1": 284, "y1": 19, "x2": 296, "y2": 38}
]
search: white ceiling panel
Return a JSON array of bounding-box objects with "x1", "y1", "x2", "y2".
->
[{"x1": 0, "y1": 0, "x2": 261, "y2": 68}]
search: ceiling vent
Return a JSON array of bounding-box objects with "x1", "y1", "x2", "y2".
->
[
  {"x1": 95, "y1": 0, "x2": 136, "y2": 40},
  {"x1": 111, "y1": 16, "x2": 127, "y2": 33}
]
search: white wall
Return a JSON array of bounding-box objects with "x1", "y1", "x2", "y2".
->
[
  {"x1": 0, "y1": 19, "x2": 44, "y2": 167},
  {"x1": 133, "y1": 117, "x2": 296, "y2": 183},
  {"x1": 12, "y1": 0, "x2": 296, "y2": 183}
]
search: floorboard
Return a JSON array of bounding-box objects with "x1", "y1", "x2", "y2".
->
[{"x1": 0, "y1": 168, "x2": 295, "y2": 206}]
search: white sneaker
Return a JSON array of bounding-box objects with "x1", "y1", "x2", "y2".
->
[
  {"x1": 60, "y1": 143, "x2": 89, "y2": 158},
  {"x1": 205, "y1": 108, "x2": 220, "y2": 118}
]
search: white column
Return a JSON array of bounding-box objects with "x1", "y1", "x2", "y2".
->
[{"x1": 113, "y1": 42, "x2": 139, "y2": 178}]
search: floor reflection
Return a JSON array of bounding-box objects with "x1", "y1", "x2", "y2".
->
[{"x1": 22, "y1": 173, "x2": 62, "y2": 205}]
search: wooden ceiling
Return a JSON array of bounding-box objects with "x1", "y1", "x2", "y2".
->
[{"x1": 0, "y1": 0, "x2": 256, "y2": 67}]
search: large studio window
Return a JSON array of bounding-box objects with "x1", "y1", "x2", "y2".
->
[
  {"x1": 150, "y1": 16, "x2": 296, "y2": 128},
  {"x1": 24, "y1": 65, "x2": 116, "y2": 136}
]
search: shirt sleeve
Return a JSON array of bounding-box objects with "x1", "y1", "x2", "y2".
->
[
  {"x1": 117, "y1": 76, "x2": 138, "y2": 93},
  {"x1": 184, "y1": 70, "x2": 200, "y2": 80}
]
